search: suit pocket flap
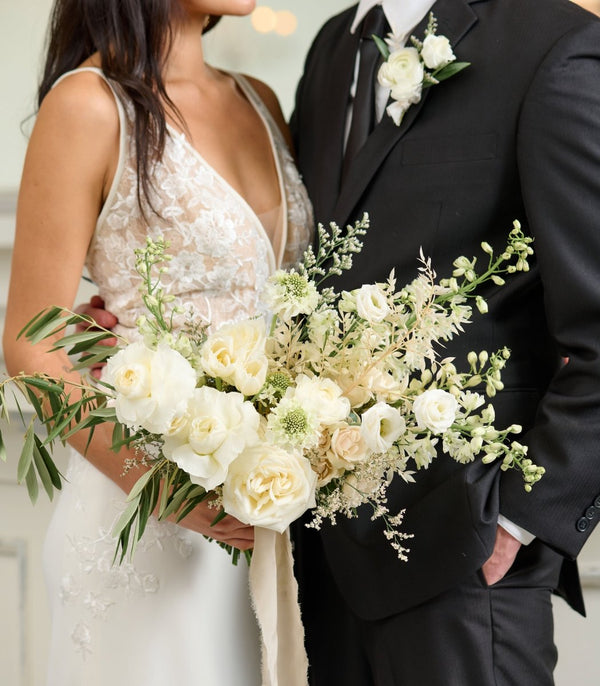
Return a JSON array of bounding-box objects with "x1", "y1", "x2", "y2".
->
[{"x1": 402, "y1": 132, "x2": 498, "y2": 166}]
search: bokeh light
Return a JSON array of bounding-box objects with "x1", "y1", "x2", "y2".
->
[{"x1": 251, "y1": 6, "x2": 277, "y2": 33}]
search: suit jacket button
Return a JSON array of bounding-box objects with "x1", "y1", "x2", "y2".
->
[
  {"x1": 594, "y1": 496, "x2": 600, "y2": 509},
  {"x1": 577, "y1": 517, "x2": 590, "y2": 532},
  {"x1": 586, "y1": 507, "x2": 597, "y2": 520}
]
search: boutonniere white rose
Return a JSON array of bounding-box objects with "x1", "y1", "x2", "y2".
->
[{"x1": 373, "y1": 13, "x2": 470, "y2": 126}]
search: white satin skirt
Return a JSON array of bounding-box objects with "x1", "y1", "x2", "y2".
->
[{"x1": 43, "y1": 449, "x2": 260, "y2": 686}]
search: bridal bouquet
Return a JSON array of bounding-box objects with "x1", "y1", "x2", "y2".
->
[{"x1": 2, "y1": 216, "x2": 543, "y2": 562}]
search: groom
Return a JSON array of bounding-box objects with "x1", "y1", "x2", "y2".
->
[{"x1": 290, "y1": 0, "x2": 600, "y2": 683}]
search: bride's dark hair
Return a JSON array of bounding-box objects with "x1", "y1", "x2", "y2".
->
[{"x1": 38, "y1": 0, "x2": 220, "y2": 210}]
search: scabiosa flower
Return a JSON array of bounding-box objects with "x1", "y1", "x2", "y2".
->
[
  {"x1": 267, "y1": 397, "x2": 320, "y2": 449},
  {"x1": 263, "y1": 269, "x2": 319, "y2": 319}
]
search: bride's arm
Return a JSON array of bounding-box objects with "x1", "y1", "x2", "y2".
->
[
  {"x1": 2, "y1": 72, "x2": 253, "y2": 550},
  {"x1": 3, "y1": 70, "x2": 122, "y2": 472}
]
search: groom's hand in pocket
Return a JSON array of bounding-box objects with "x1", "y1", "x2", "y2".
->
[{"x1": 482, "y1": 525, "x2": 521, "y2": 585}]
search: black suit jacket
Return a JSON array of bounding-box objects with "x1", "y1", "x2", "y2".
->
[{"x1": 291, "y1": 0, "x2": 600, "y2": 620}]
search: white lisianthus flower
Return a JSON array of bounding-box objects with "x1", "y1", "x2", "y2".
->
[
  {"x1": 222, "y1": 444, "x2": 317, "y2": 533},
  {"x1": 163, "y1": 386, "x2": 260, "y2": 491},
  {"x1": 200, "y1": 318, "x2": 268, "y2": 395},
  {"x1": 328, "y1": 425, "x2": 369, "y2": 469},
  {"x1": 263, "y1": 269, "x2": 319, "y2": 320},
  {"x1": 360, "y1": 402, "x2": 406, "y2": 453},
  {"x1": 355, "y1": 284, "x2": 390, "y2": 323},
  {"x1": 291, "y1": 375, "x2": 350, "y2": 427},
  {"x1": 105, "y1": 341, "x2": 197, "y2": 434},
  {"x1": 378, "y1": 48, "x2": 424, "y2": 126},
  {"x1": 413, "y1": 388, "x2": 459, "y2": 434},
  {"x1": 421, "y1": 33, "x2": 455, "y2": 70}
]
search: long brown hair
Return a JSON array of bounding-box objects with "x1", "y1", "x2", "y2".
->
[{"x1": 38, "y1": 0, "x2": 219, "y2": 211}]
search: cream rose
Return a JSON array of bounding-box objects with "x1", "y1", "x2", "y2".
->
[
  {"x1": 312, "y1": 456, "x2": 346, "y2": 487},
  {"x1": 413, "y1": 388, "x2": 458, "y2": 434},
  {"x1": 105, "y1": 341, "x2": 196, "y2": 434},
  {"x1": 222, "y1": 444, "x2": 317, "y2": 533},
  {"x1": 163, "y1": 386, "x2": 260, "y2": 491},
  {"x1": 421, "y1": 34, "x2": 455, "y2": 70},
  {"x1": 355, "y1": 284, "x2": 390, "y2": 323},
  {"x1": 329, "y1": 425, "x2": 369, "y2": 469},
  {"x1": 360, "y1": 401, "x2": 406, "y2": 453}
]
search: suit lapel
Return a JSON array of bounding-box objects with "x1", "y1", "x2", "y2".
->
[{"x1": 331, "y1": 0, "x2": 480, "y2": 227}]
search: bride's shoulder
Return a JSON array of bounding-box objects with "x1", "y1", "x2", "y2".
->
[
  {"x1": 40, "y1": 66, "x2": 120, "y2": 140},
  {"x1": 242, "y1": 75, "x2": 293, "y2": 151}
]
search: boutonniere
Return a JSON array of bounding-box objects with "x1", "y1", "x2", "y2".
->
[{"x1": 373, "y1": 13, "x2": 470, "y2": 126}]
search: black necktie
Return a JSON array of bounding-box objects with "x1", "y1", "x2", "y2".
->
[{"x1": 342, "y1": 5, "x2": 389, "y2": 178}]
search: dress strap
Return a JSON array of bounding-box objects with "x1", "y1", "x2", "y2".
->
[{"x1": 51, "y1": 67, "x2": 129, "y2": 230}]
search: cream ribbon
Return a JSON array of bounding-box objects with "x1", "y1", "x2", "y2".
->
[{"x1": 249, "y1": 527, "x2": 309, "y2": 686}]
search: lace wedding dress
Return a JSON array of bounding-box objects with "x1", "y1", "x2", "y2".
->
[{"x1": 42, "y1": 67, "x2": 313, "y2": 686}]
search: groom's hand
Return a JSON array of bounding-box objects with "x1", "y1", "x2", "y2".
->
[
  {"x1": 482, "y1": 525, "x2": 521, "y2": 586},
  {"x1": 75, "y1": 295, "x2": 119, "y2": 378}
]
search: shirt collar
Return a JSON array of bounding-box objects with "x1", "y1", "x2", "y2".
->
[{"x1": 350, "y1": 0, "x2": 436, "y2": 40}]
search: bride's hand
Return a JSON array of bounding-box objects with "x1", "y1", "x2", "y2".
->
[{"x1": 175, "y1": 500, "x2": 254, "y2": 550}]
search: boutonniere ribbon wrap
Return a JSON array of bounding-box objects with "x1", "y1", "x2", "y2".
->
[{"x1": 374, "y1": 13, "x2": 470, "y2": 126}]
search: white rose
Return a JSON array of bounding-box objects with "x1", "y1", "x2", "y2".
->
[
  {"x1": 222, "y1": 444, "x2": 317, "y2": 533},
  {"x1": 200, "y1": 319, "x2": 267, "y2": 395},
  {"x1": 291, "y1": 375, "x2": 350, "y2": 427},
  {"x1": 378, "y1": 47, "x2": 424, "y2": 105},
  {"x1": 105, "y1": 341, "x2": 196, "y2": 434},
  {"x1": 355, "y1": 284, "x2": 390, "y2": 323},
  {"x1": 163, "y1": 386, "x2": 260, "y2": 490},
  {"x1": 360, "y1": 401, "x2": 406, "y2": 453},
  {"x1": 413, "y1": 388, "x2": 459, "y2": 434},
  {"x1": 233, "y1": 355, "x2": 269, "y2": 397},
  {"x1": 329, "y1": 425, "x2": 369, "y2": 469},
  {"x1": 421, "y1": 34, "x2": 455, "y2": 70}
]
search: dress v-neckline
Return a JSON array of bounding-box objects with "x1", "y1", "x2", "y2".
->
[{"x1": 165, "y1": 72, "x2": 288, "y2": 273}]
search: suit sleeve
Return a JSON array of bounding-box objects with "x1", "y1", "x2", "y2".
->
[{"x1": 499, "y1": 19, "x2": 600, "y2": 559}]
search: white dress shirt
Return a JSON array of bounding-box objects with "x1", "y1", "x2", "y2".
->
[
  {"x1": 347, "y1": 0, "x2": 535, "y2": 548},
  {"x1": 349, "y1": 0, "x2": 436, "y2": 124}
]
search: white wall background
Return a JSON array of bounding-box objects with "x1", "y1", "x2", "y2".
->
[{"x1": 1, "y1": 2, "x2": 600, "y2": 684}]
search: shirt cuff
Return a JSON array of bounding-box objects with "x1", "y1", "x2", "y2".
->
[{"x1": 497, "y1": 514, "x2": 536, "y2": 546}]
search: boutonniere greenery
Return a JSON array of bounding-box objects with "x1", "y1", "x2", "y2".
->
[{"x1": 374, "y1": 13, "x2": 470, "y2": 126}]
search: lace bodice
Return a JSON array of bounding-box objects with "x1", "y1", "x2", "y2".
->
[{"x1": 63, "y1": 67, "x2": 314, "y2": 338}]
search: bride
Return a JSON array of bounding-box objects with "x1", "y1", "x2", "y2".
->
[{"x1": 2, "y1": 0, "x2": 313, "y2": 683}]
